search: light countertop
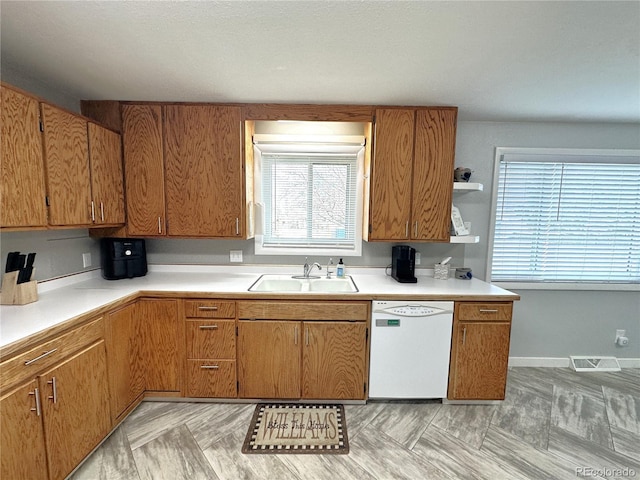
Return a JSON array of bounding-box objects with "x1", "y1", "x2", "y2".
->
[{"x1": 0, "y1": 265, "x2": 518, "y2": 353}]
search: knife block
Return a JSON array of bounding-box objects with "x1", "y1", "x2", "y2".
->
[{"x1": 1, "y1": 271, "x2": 38, "y2": 305}]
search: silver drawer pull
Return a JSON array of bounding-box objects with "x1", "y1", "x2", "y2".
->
[
  {"x1": 198, "y1": 306, "x2": 219, "y2": 311},
  {"x1": 48, "y1": 377, "x2": 58, "y2": 404},
  {"x1": 29, "y1": 388, "x2": 42, "y2": 416},
  {"x1": 479, "y1": 309, "x2": 499, "y2": 313},
  {"x1": 200, "y1": 365, "x2": 220, "y2": 370},
  {"x1": 24, "y1": 349, "x2": 58, "y2": 366},
  {"x1": 199, "y1": 325, "x2": 219, "y2": 330}
]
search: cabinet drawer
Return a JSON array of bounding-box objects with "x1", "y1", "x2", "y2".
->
[
  {"x1": 185, "y1": 320, "x2": 236, "y2": 359},
  {"x1": 185, "y1": 300, "x2": 235, "y2": 318},
  {"x1": 185, "y1": 359, "x2": 236, "y2": 397},
  {"x1": 237, "y1": 301, "x2": 369, "y2": 321},
  {"x1": 0, "y1": 317, "x2": 104, "y2": 391},
  {"x1": 456, "y1": 302, "x2": 512, "y2": 322}
]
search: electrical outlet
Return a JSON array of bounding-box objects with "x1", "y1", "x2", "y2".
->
[
  {"x1": 82, "y1": 252, "x2": 92, "y2": 268},
  {"x1": 230, "y1": 250, "x2": 243, "y2": 263},
  {"x1": 615, "y1": 329, "x2": 629, "y2": 347},
  {"x1": 415, "y1": 252, "x2": 421, "y2": 265}
]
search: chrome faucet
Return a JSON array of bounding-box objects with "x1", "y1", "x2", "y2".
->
[{"x1": 303, "y1": 258, "x2": 322, "y2": 278}]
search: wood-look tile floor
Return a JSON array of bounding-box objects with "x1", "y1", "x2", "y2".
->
[{"x1": 72, "y1": 368, "x2": 640, "y2": 480}]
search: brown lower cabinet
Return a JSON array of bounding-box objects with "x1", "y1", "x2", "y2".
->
[
  {"x1": 105, "y1": 302, "x2": 145, "y2": 421},
  {"x1": 39, "y1": 341, "x2": 111, "y2": 480},
  {"x1": 447, "y1": 302, "x2": 513, "y2": 400},
  {"x1": 184, "y1": 300, "x2": 237, "y2": 398},
  {"x1": 1, "y1": 339, "x2": 111, "y2": 480},
  {"x1": 1, "y1": 380, "x2": 48, "y2": 479},
  {"x1": 236, "y1": 301, "x2": 369, "y2": 400},
  {"x1": 138, "y1": 299, "x2": 181, "y2": 393}
]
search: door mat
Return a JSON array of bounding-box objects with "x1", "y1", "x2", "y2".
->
[{"x1": 241, "y1": 403, "x2": 349, "y2": 454}]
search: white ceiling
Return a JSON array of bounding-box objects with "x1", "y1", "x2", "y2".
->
[{"x1": 1, "y1": 1, "x2": 639, "y2": 123}]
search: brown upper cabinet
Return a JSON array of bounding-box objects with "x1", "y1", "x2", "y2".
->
[
  {"x1": 41, "y1": 104, "x2": 125, "y2": 228},
  {"x1": 367, "y1": 107, "x2": 457, "y2": 241},
  {"x1": 88, "y1": 123, "x2": 125, "y2": 225},
  {"x1": 0, "y1": 85, "x2": 48, "y2": 229},
  {"x1": 1, "y1": 83, "x2": 124, "y2": 230},
  {"x1": 121, "y1": 104, "x2": 167, "y2": 236},
  {"x1": 164, "y1": 105, "x2": 244, "y2": 237},
  {"x1": 41, "y1": 103, "x2": 94, "y2": 226},
  {"x1": 120, "y1": 104, "x2": 247, "y2": 238}
]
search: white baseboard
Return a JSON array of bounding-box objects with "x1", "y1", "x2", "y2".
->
[{"x1": 509, "y1": 357, "x2": 640, "y2": 368}]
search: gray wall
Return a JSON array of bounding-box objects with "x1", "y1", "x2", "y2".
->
[
  {"x1": 454, "y1": 120, "x2": 640, "y2": 360},
  {"x1": 1, "y1": 68, "x2": 638, "y2": 359},
  {"x1": 0, "y1": 230, "x2": 100, "y2": 283}
]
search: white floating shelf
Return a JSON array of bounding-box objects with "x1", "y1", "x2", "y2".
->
[
  {"x1": 453, "y1": 182, "x2": 484, "y2": 192},
  {"x1": 450, "y1": 235, "x2": 480, "y2": 244}
]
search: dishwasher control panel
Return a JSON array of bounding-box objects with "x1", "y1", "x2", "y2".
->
[{"x1": 381, "y1": 306, "x2": 441, "y2": 316}]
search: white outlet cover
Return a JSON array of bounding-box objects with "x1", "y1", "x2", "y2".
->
[
  {"x1": 230, "y1": 250, "x2": 243, "y2": 262},
  {"x1": 82, "y1": 252, "x2": 92, "y2": 268}
]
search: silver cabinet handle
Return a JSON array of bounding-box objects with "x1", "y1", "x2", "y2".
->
[
  {"x1": 414, "y1": 221, "x2": 418, "y2": 237},
  {"x1": 305, "y1": 327, "x2": 309, "y2": 346},
  {"x1": 24, "y1": 349, "x2": 57, "y2": 366},
  {"x1": 158, "y1": 216, "x2": 162, "y2": 234},
  {"x1": 294, "y1": 326, "x2": 298, "y2": 345},
  {"x1": 199, "y1": 325, "x2": 219, "y2": 330},
  {"x1": 198, "y1": 306, "x2": 219, "y2": 311},
  {"x1": 91, "y1": 201, "x2": 96, "y2": 222},
  {"x1": 100, "y1": 202, "x2": 105, "y2": 222},
  {"x1": 479, "y1": 309, "x2": 499, "y2": 313},
  {"x1": 462, "y1": 327, "x2": 467, "y2": 345},
  {"x1": 29, "y1": 388, "x2": 42, "y2": 416},
  {"x1": 200, "y1": 365, "x2": 220, "y2": 370},
  {"x1": 405, "y1": 221, "x2": 409, "y2": 238},
  {"x1": 235, "y1": 217, "x2": 240, "y2": 235},
  {"x1": 47, "y1": 377, "x2": 57, "y2": 404}
]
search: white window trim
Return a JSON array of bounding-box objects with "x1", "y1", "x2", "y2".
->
[
  {"x1": 253, "y1": 143, "x2": 365, "y2": 257},
  {"x1": 486, "y1": 147, "x2": 640, "y2": 291}
]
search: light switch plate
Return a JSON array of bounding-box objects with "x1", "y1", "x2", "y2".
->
[
  {"x1": 230, "y1": 250, "x2": 243, "y2": 262},
  {"x1": 82, "y1": 252, "x2": 92, "y2": 268}
]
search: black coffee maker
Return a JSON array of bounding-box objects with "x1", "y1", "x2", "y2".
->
[{"x1": 391, "y1": 245, "x2": 417, "y2": 283}]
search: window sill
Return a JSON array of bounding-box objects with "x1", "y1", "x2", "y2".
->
[{"x1": 493, "y1": 282, "x2": 640, "y2": 292}]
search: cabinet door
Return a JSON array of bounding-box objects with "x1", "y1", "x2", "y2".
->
[
  {"x1": 1, "y1": 380, "x2": 48, "y2": 480},
  {"x1": 302, "y1": 322, "x2": 367, "y2": 400},
  {"x1": 237, "y1": 320, "x2": 300, "y2": 398},
  {"x1": 41, "y1": 103, "x2": 92, "y2": 226},
  {"x1": 411, "y1": 109, "x2": 457, "y2": 241},
  {"x1": 448, "y1": 322, "x2": 511, "y2": 400},
  {"x1": 39, "y1": 341, "x2": 111, "y2": 480},
  {"x1": 164, "y1": 105, "x2": 243, "y2": 237},
  {"x1": 138, "y1": 299, "x2": 180, "y2": 392},
  {"x1": 105, "y1": 303, "x2": 144, "y2": 421},
  {"x1": 369, "y1": 108, "x2": 414, "y2": 240},
  {"x1": 88, "y1": 122, "x2": 125, "y2": 225},
  {"x1": 0, "y1": 86, "x2": 48, "y2": 228},
  {"x1": 121, "y1": 104, "x2": 166, "y2": 235}
]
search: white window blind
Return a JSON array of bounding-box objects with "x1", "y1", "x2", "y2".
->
[
  {"x1": 261, "y1": 153, "x2": 358, "y2": 249},
  {"x1": 491, "y1": 151, "x2": 640, "y2": 284}
]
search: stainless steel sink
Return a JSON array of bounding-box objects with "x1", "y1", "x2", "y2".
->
[{"x1": 248, "y1": 274, "x2": 358, "y2": 293}]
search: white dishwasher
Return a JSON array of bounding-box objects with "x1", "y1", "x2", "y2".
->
[{"x1": 369, "y1": 300, "x2": 454, "y2": 399}]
